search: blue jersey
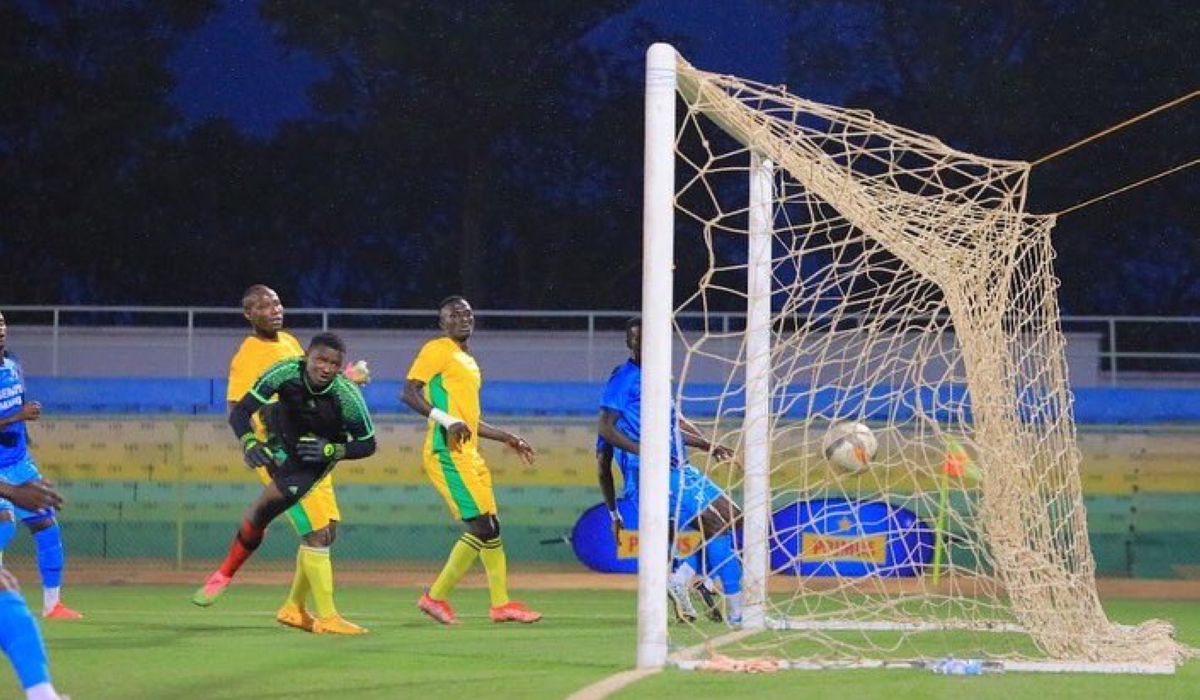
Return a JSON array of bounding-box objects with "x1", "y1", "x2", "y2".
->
[
  {"x1": 599, "y1": 360, "x2": 687, "y2": 484},
  {"x1": 0, "y1": 355, "x2": 30, "y2": 466}
]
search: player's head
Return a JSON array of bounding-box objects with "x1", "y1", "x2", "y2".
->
[
  {"x1": 438, "y1": 296, "x2": 474, "y2": 342},
  {"x1": 624, "y1": 316, "x2": 641, "y2": 362},
  {"x1": 242, "y1": 285, "x2": 283, "y2": 339},
  {"x1": 305, "y1": 332, "x2": 347, "y2": 389}
]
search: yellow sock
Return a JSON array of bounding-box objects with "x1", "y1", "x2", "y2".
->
[
  {"x1": 284, "y1": 548, "x2": 310, "y2": 610},
  {"x1": 479, "y1": 538, "x2": 509, "y2": 608},
  {"x1": 298, "y1": 546, "x2": 336, "y2": 618},
  {"x1": 429, "y1": 534, "x2": 482, "y2": 600}
]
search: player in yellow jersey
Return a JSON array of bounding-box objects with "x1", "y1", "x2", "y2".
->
[
  {"x1": 402, "y1": 296, "x2": 541, "y2": 624},
  {"x1": 193, "y1": 285, "x2": 370, "y2": 635}
]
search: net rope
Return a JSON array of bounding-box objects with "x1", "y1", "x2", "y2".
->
[{"x1": 666, "y1": 58, "x2": 1193, "y2": 669}]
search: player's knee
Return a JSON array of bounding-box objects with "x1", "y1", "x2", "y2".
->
[
  {"x1": 303, "y1": 526, "x2": 334, "y2": 547},
  {"x1": 0, "y1": 568, "x2": 18, "y2": 592},
  {"x1": 466, "y1": 514, "x2": 501, "y2": 542},
  {"x1": 24, "y1": 514, "x2": 55, "y2": 534}
]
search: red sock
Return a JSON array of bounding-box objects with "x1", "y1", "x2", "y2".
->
[{"x1": 217, "y1": 520, "x2": 266, "y2": 577}]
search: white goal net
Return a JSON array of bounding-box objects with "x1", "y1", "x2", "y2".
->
[{"x1": 638, "y1": 43, "x2": 1192, "y2": 673}]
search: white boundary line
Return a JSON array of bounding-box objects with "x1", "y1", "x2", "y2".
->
[{"x1": 561, "y1": 668, "x2": 662, "y2": 700}]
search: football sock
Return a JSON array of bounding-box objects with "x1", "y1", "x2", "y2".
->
[
  {"x1": 31, "y1": 524, "x2": 64, "y2": 611},
  {"x1": 725, "y1": 591, "x2": 745, "y2": 621},
  {"x1": 478, "y1": 537, "x2": 509, "y2": 607},
  {"x1": 217, "y1": 519, "x2": 266, "y2": 578},
  {"x1": 0, "y1": 520, "x2": 16, "y2": 553},
  {"x1": 0, "y1": 590, "x2": 51, "y2": 690},
  {"x1": 429, "y1": 533, "x2": 482, "y2": 600},
  {"x1": 704, "y1": 531, "x2": 743, "y2": 596},
  {"x1": 284, "y1": 548, "x2": 311, "y2": 610},
  {"x1": 298, "y1": 546, "x2": 336, "y2": 617},
  {"x1": 669, "y1": 559, "x2": 697, "y2": 588}
]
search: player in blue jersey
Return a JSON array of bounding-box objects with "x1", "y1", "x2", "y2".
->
[
  {"x1": 0, "y1": 312, "x2": 81, "y2": 621},
  {"x1": 0, "y1": 480, "x2": 70, "y2": 700},
  {"x1": 598, "y1": 317, "x2": 744, "y2": 625}
]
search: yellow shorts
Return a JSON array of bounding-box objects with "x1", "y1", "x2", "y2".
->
[
  {"x1": 256, "y1": 467, "x2": 339, "y2": 535},
  {"x1": 423, "y1": 447, "x2": 496, "y2": 521}
]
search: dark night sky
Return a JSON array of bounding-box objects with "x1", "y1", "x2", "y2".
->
[{"x1": 170, "y1": 1, "x2": 327, "y2": 136}]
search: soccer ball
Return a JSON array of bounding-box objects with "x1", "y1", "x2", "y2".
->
[{"x1": 821, "y1": 421, "x2": 878, "y2": 473}]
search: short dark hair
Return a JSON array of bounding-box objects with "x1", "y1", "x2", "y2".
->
[
  {"x1": 438, "y1": 295, "x2": 467, "y2": 312},
  {"x1": 625, "y1": 316, "x2": 641, "y2": 332},
  {"x1": 308, "y1": 332, "x2": 346, "y2": 354},
  {"x1": 241, "y1": 284, "x2": 274, "y2": 309}
]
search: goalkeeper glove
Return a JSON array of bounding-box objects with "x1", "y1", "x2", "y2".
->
[
  {"x1": 241, "y1": 434, "x2": 277, "y2": 469},
  {"x1": 296, "y1": 436, "x2": 346, "y2": 465}
]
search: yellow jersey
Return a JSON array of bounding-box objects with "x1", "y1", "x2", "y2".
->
[
  {"x1": 407, "y1": 337, "x2": 482, "y2": 453},
  {"x1": 226, "y1": 331, "x2": 304, "y2": 403}
]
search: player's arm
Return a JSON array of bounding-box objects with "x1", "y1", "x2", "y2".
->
[
  {"x1": 0, "y1": 401, "x2": 41, "y2": 428},
  {"x1": 595, "y1": 434, "x2": 623, "y2": 538},
  {"x1": 228, "y1": 392, "x2": 276, "y2": 468},
  {"x1": 596, "y1": 438, "x2": 619, "y2": 514},
  {"x1": 228, "y1": 392, "x2": 266, "y2": 439},
  {"x1": 477, "y1": 420, "x2": 534, "y2": 464},
  {"x1": 337, "y1": 386, "x2": 378, "y2": 461},
  {"x1": 0, "y1": 480, "x2": 63, "y2": 511},
  {"x1": 402, "y1": 377, "x2": 472, "y2": 445},
  {"x1": 680, "y1": 414, "x2": 735, "y2": 462},
  {"x1": 598, "y1": 408, "x2": 639, "y2": 455}
]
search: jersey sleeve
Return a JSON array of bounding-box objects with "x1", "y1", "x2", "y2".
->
[
  {"x1": 248, "y1": 358, "x2": 297, "y2": 403},
  {"x1": 600, "y1": 366, "x2": 632, "y2": 414},
  {"x1": 226, "y1": 341, "x2": 254, "y2": 402},
  {"x1": 406, "y1": 340, "x2": 446, "y2": 384},
  {"x1": 335, "y1": 378, "x2": 376, "y2": 442}
]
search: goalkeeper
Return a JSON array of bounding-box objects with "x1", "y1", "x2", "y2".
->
[
  {"x1": 193, "y1": 332, "x2": 376, "y2": 635},
  {"x1": 193, "y1": 285, "x2": 369, "y2": 635},
  {"x1": 598, "y1": 317, "x2": 744, "y2": 625}
]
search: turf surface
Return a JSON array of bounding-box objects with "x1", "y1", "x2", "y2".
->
[{"x1": 8, "y1": 585, "x2": 1199, "y2": 700}]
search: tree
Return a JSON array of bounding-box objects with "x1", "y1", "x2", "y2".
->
[
  {"x1": 259, "y1": 0, "x2": 644, "y2": 307},
  {"x1": 0, "y1": 1, "x2": 217, "y2": 303}
]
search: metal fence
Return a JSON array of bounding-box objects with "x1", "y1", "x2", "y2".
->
[{"x1": 4, "y1": 306, "x2": 1200, "y2": 386}]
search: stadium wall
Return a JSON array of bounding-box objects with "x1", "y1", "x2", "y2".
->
[{"x1": 5, "y1": 378, "x2": 1200, "y2": 581}]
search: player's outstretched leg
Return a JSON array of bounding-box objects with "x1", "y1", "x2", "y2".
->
[
  {"x1": 417, "y1": 530, "x2": 482, "y2": 625},
  {"x1": 417, "y1": 590, "x2": 459, "y2": 625},
  {"x1": 193, "y1": 519, "x2": 266, "y2": 607},
  {"x1": 29, "y1": 520, "x2": 80, "y2": 620},
  {"x1": 0, "y1": 569, "x2": 70, "y2": 699}
]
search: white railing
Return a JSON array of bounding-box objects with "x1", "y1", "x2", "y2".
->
[{"x1": 3, "y1": 306, "x2": 1200, "y2": 386}]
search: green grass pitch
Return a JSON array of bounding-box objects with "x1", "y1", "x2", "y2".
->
[{"x1": 12, "y1": 585, "x2": 1199, "y2": 700}]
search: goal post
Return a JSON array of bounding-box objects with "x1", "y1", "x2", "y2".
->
[
  {"x1": 638, "y1": 42, "x2": 1193, "y2": 673},
  {"x1": 637, "y1": 41, "x2": 676, "y2": 669}
]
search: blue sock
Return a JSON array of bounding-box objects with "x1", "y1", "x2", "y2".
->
[
  {"x1": 0, "y1": 589, "x2": 51, "y2": 689},
  {"x1": 0, "y1": 519, "x2": 16, "y2": 553},
  {"x1": 704, "y1": 531, "x2": 742, "y2": 596},
  {"x1": 31, "y1": 523, "x2": 64, "y2": 589}
]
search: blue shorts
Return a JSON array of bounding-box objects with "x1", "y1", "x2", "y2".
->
[
  {"x1": 670, "y1": 463, "x2": 724, "y2": 530},
  {"x1": 0, "y1": 456, "x2": 54, "y2": 522}
]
